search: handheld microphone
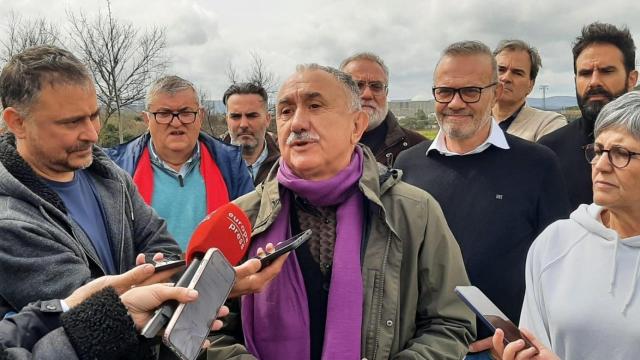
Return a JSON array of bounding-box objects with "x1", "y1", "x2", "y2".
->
[{"x1": 141, "y1": 203, "x2": 252, "y2": 338}]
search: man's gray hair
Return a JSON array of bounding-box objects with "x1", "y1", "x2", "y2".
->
[
  {"x1": 493, "y1": 39, "x2": 542, "y2": 81},
  {"x1": 0, "y1": 45, "x2": 92, "y2": 115},
  {"x1": 438, "y1": 41, "x2": 498, "y2": 82},
  {"x1": 595, "y1": 91, "x2": 640, "y2": 140},
  {"x1": 146, "y1": 75, "x2": 200, "y2": 109},
  {"x1": 339, "y1": 52, "x2": 389, "y2": 79},
  {"x1": 295, "y1": 63, "x2": 361, "y2": 111}
]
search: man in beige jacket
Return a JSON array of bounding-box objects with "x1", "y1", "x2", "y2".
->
[{"x1": 492, "y1": 40, "x2": 567, "y2": 142}]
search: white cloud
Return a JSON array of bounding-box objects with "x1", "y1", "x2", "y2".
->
[{"x1": 1, "y1": 0, "x2": 639, "y2": 100}]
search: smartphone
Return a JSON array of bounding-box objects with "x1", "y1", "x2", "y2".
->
[
  {"x1": 255, "y1": 229, "x2": 312, "y2": 268},
  {"x1": 163, "y1": 249, "x2": 236, "y2": 360},
  {"x1": 153, "y1": 259, "x2": 186, "y2": 273},
  {"x1": 454, "y1": 286, "x2": 537, "y2": 353}
]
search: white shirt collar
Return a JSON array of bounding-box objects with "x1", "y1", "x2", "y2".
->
[{"x1": 426, "y1": 119, "x2": 510, "y2": 157}]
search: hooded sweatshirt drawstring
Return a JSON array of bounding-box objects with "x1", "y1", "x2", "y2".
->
[
  {"x1": 609, "y1": 239, "x2": 619, "y2": 294},
  {"x1": 622, "y1": 251, "x2": 640, "y2": 315}
]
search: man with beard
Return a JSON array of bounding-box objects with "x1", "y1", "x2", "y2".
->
[
  {"x1": 0, "y1": 46, "x2": 181, "y2": 313},
  {"x1": 340, "y1": 52, "x2": 425, "y2": 166},
  {"x1": 222, "y1": 82, "x2": 280, "y2": 185},
  {"x1": 107, "y1": 76, "x2": 254, "y2": 250},
  {"x1": 395, "y1": 41, "x2": 570, "y2": 359},
  {"x1": 539, "y1": 22, "x2": 638, "y2": 210}
]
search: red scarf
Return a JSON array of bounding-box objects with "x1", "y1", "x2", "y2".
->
[{"x1": 132, "y1": 142, "x2": 229, "y2": 214}]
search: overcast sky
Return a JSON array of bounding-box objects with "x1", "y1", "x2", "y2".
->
[{"x1": 2, "y1": 0, "x2": 639, "y2": 101}]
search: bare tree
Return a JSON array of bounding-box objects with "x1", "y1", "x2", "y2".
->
[
  {"x1": 226, "y1": 51, "x2": 278, "y2": 97},
  {"x1": 1, "y1": 11, "x2": 62, "y2": 64},
  {"x1": 66, "y1": 1, "x2": 167, "y2": 143}
]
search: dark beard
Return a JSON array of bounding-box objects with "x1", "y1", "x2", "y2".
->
[{"x1": 576, "y1": 83, "x2": 628, "y2": 123}]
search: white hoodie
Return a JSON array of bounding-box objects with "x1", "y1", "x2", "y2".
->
[{"x1": 520, "y1": 203, "x2": 640, "y2": 360}]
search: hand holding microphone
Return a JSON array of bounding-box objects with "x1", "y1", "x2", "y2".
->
[{"x1": 140, "y1": 202, "x2": 252, "y2": 338}]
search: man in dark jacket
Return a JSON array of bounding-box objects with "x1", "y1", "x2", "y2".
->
[
  {"x1": 340, "y1": 52, "x2": 425, "y2": 166},
  {"x1": 539, "y1": 22, "x2": 638, "y2": 210},
  {"x1": 0, "y1": 46, "x2": 181, "y2": 313},
  {"x1": 106, "y1": 76, "x2": 254, "y2": 250},
  {"x1": 221, "y1": 82, "x2": 280, "y2": 186}
]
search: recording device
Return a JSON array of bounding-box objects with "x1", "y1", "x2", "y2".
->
[
  {"x1": 140, "y1": 203, "x2": 251, "y2": 338},
  {"x1": 163, "y1": 248, "x2": 236, "y2": 360},
  {"x1": 255, "y1": 229, "x2": 312, "y2": 268},
  {"x1": 454, "y1": 286, "x2": 537, "y2": 353},
  {"x1": 153, "y1": 259, "x2": 186, "y2": 273}
]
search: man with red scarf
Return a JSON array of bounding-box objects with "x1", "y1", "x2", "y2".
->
[
  {"x1": 107, "y1": 76, "x2": 253, "y2": 250},
  {"x1": 206, "y1": 64, "x2": 475, "y2": 360}
]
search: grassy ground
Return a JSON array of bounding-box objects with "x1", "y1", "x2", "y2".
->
[{"x1": 418, "y1": 129, "x2": 438, "y2": 140}]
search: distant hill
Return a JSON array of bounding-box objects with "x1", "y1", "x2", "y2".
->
[{"x1": 527, "y1": 96, "x2": 577, "y2": 110}]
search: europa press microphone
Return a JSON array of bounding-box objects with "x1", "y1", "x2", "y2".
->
[{"x1": 141, "y1": 202, "x2": 251, "y2": 338}]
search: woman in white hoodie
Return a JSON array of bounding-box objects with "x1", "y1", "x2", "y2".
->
[{"x1": 491, "y1": 91, "x2": 640, "y2": 360}]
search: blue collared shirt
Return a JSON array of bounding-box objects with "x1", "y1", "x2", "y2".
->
[
  {"x1": 246, "y1": 143, "x2": 269, "y2": 182},
  {"x1": 148, "y1": 140, "x2": 200, "y2": 178}
]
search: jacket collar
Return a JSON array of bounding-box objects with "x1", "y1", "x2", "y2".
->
[
  {"x1": 0, "y1": 133, "x2": 116, "y2": 214},
  {"x1": 381, "y1": 111, "x2": 408, "y2": 148}
]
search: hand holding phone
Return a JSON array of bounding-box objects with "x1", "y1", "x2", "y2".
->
[
  {"x1": 455, "y1": 286, "x2": 538, "y2": 354},
  {"x1": 255, "y1": 229, "x2": 312, "y2": 269},
  {"x1": 163, "y1": 248, "x2": 236, "y2": 360},
  {"x1": 153, "y1": 259, "x2": 186, "y2": 273}
]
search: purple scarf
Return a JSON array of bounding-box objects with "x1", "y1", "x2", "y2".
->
[{"x1": 242, "y1": 147, "x2": 365, "y2": 360}]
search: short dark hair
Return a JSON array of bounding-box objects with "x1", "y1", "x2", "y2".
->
[
  {"x1": 222, "y1": 82, "x2": 268, "y2": 108},
  {"x1": 572, "y1": 22, "x2": 636, "y2": 74},
  {"x1": 439, "y1": 40, "x2": 498, "y2": 82},
  {"x1": 493, "y1": 39, "x2": 542, "y2": 81},
  {"x1": 0, "y1": 45, "x2": 92, "y2": 114}
]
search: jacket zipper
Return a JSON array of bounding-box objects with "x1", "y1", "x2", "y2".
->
[
  {"x1": 120, "y1": 183, "x2": 127, "y2": 272},
  {"x1": 372, "y1": 231, "x2": 392, "y2": 359},
  {"x1": 70, "y1": 226, "x2": 106, "y2": 276}
]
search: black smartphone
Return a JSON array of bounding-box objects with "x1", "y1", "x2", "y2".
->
[
  {"x1": 163, "y1": 248, "x2": 236, "y2": 360},
  {"x1": 454, "y1": 286, "x2": 537, "y2": 353},
  {"x1": 255, "y1": 229, "x2": 312, "y2": 268},
  {"x1": 153, "y1": 259, "x2": 186, "y2": 273}
]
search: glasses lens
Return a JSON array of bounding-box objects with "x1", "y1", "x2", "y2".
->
[
  {"x1": 178, "y1": 112, "x2": 196, "y2": 123},
  {"x1": 610, "y1": 146, "x2": 630, "y2": 168},
  {"x1": 368, "y1": 82, "x2": 386, "y2": 94},
  {"x1": 357, "y1": 81, "x2": 386, "y2": 95},
  {"x1": 154, "y1": 111, "x2": 173, "y2": 123},
  {"x1": 460, "y1": 87, "x2": 482, "y2": 103},
  {"x1": 434, "y1": 87, "x2": 454, "y2": 102},
  {"x1": 356, "y1": 81, "x2": 367, "y2": 93},
  {"x1": 585, "y1": 144, "x2": 597, "y2": 163}
]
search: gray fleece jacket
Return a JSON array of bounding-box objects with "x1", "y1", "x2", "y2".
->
[{"x1": 0, "y1": 133, "x2": 181, "y2": 311}]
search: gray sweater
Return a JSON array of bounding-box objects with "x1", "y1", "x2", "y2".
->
[{"x1": 0, "y1": 134, "x2": 181, "y2": 311}]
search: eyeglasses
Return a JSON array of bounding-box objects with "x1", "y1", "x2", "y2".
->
[
  {"x1": 584, "y1": 143, "x2": 640, "y2": 168},
  {"x1": 432, "y1": 82, "x2": 498, "y2": 104},
  {"x1": 149, "y1": 111, "x2": 198, "y2": 124},
  {"x1": 356, "y1": 81, "x2": 387, "y2": 95}
]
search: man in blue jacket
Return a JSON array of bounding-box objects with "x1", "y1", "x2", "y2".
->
[{"x1": 107, "y1": 76, "x2": 254, "y2": 250}]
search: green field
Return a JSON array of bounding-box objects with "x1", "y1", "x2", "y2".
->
[{"x1": 418, "y1": 129, "x2": 438, "y2": 140}]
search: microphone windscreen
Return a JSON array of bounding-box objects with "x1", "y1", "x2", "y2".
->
[{"x1": 185, "y1": 202, "x2": 251, "y2": 265}]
